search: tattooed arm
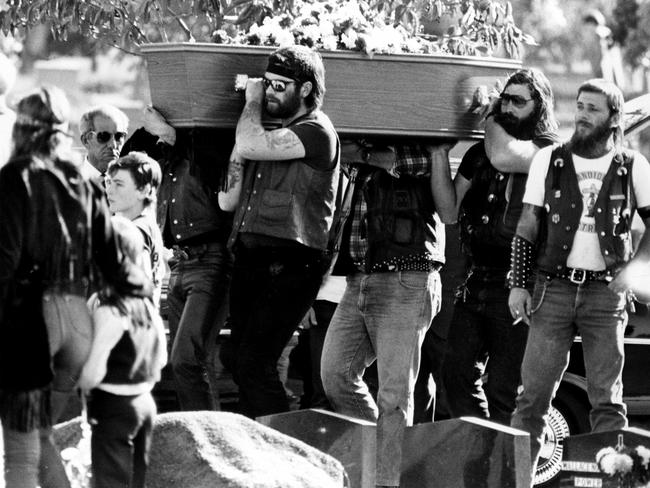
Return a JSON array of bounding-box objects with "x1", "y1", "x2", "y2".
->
[
  {"x1": 235, "y1": 78, "x2": 306, "y2": 161},
  {"x1": 218, "y1": 145, "x2": 246, "y2": 212}
]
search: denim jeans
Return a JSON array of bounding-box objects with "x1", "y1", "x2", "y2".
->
[
  {"x1": 441, "y1": 269, "x2": 528, "y2": 425},
  {"x1": 511, "y1": 274, "x2": 628, "y2": 478},
  {"x1": 167, "y1": 244, "x2": 232, "y2": 410},
  {"x1": 321, "y1": 270, "x2": 441, "y2": 486},
  {"x1": 220, "y1": 246, "x2": 325, "y2": 418},
  {"x1": 88, "y1": 390, "x2": 156, "y2": 488}
]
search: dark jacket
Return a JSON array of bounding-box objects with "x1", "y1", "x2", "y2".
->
[
  {"x1": 122, "y1": 128, "x2": 234, "y2": 246},
  {"x1": 0, "y1": 155, "x2": 119, "y2": 391},
  {"x1": 335, "y1": 166, "x2": 444, "y2": 274},
  {"x1": 538, "y1": 144, "x2": 635, "y2": 273}
]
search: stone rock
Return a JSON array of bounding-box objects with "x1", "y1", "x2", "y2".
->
[{"x1": 148, "y1": 411, "x2": 346, "y2": 488}]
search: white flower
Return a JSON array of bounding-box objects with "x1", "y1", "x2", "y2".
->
[
  {"x1": 598, "y1": 452, "x2": 618, "y2": 475},
  {"x1": 340, "y1": 28, "x2": 358, "y2": 49},
  {"x1": 613, "y1": 453, "x2": 634, "y2": 473},
  {"x1": 274, "y1": 29, "x2": 295, "y2": 47},
  {"x1": 636, "y1": 446, "x2": 650, "y2": 467},
  {"x1": 321, "y1": 35, "x2": 338, "y2": 51}
]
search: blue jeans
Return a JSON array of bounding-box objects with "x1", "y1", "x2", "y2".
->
[
  {"x1": 321, "y1": 270, "x2": 441, "y2": 486},
  {"x1": 167, "y1": 244, "x2": 232, "y2": 410},
  {"x1": 511, "y1": 274, "x2": 628, "y2": 478},
  {"x1": 442, "y1": 269, "x2": 528, "y2": 425}
]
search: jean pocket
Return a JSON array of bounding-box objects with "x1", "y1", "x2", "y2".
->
[
  {"x1": 530, "y1": 277, "x2": 549, "y2": 315},
  {"x1": 397, "y1": 271, "x2": 428, "y2": 290}
]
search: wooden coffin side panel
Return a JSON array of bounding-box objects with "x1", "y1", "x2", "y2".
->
[{"x1": 142, "y1": 43, "x2": 521, "y2": 138}]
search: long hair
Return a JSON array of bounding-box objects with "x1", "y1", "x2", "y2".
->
[
  {"x1": 98, "y1": 216, "x2": 163, "y2": 379},
  {"x1": 12, "y1": 86, "x2": 71, "y2": 159},
  {"x1": 577, "y1": 78, "x2": 625, "y2": 148},
  {"x1": 502, "y1": 68, "x2": 559, "y2": 137}
]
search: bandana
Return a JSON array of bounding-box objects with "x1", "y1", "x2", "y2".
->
[{"x1": 266, "y1": 58, "x2": 302, "y2": 82}]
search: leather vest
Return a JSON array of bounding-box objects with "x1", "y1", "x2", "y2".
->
[
  {"x1": 537, "y1": 144, "x2": 635, "y2": 273},
  {"x1": 228, "y1": 111, "x2": 340, "y2": 251},
  {"x1": 459, "y1": 143, "x2": 526, "y2": 267},
  {"x1": 361, "y1": 169, "x2": 444, "y2": 271}
]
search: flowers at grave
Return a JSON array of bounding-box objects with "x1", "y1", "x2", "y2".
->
[{"x1": 596, "y1": 435, "x2": 650, "y2": 488}]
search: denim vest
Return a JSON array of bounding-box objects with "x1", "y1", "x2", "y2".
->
[
  {"x1": 157, "y1": 131, "x2": 234, "y2": 245},
  {"x1": 459, "y1": 143, "x2": 526, "y2": 267},
  {"x1": 228, "y1": 112, "x2": 340, "y2": 251},
  {"x1": 538, "y1": 144, "x2": 635, "y2": 273},
  {"x1": 362, "y1": 169, "x2": 444, "y2": 270}
]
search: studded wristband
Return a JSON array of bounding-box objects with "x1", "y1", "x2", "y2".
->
[{"x1": 509, "y1": 235, "x2": 534, "y2": 289}]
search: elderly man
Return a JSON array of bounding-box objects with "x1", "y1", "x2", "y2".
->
[
  {"x1": 219, "y1": 45, "x2": 339, "y2": 419},
  {"x1": 80, "y1": 104, "x2": 129, "y2": 184},
  {"x1": 509, "y1": 79, "x2": 650, "y2": 482}
]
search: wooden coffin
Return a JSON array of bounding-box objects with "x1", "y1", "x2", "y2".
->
[{"x1": 140, "y1": 42, "x2": 521, "y2": 139}]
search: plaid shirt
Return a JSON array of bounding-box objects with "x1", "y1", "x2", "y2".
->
[{"x1": 348, "y1": 145, "x2": 438, "y2": 272}]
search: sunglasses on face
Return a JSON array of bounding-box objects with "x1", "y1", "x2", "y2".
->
[
  {"x1": 499, "y1": 92, "x2": 533, "y2": 108},
  {"x1": 262, "y1": 77, "x2": 296, "y2": 93},
  {"x1": 88, "y1": 130, "x2": 127, "y2": 144}
]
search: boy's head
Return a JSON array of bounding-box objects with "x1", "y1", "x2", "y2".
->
[{"x1": 106, "y1": 151, "x2": 161, "y2": 218}]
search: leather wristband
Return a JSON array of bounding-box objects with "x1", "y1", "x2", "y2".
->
[{"x1": 509, "y1": 235, "x2": 534, "y2": 289}]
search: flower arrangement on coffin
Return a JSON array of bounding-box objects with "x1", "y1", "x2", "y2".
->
[
  {"x1": 0, "y1": 0, "x2": 533, "y2": 59},
  {"x1": 596, "y1": 434, "x2": 650, "y2": 488},
  {"x1": 212, "y1": 0, "x2": 535, "y2": 58}
]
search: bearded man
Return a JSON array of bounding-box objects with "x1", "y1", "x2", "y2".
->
[
  {"x1": 508, "y1": 78, "x2": 650, "y2": 482},
  {"x1": 218, "y1": 45, "x2": 340, "y2": 418},
  {"x1": 433, "y1": 68, "x2": 559, "y2": 425}
]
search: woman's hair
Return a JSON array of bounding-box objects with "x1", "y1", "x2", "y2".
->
[
  {"x1": 99, "y1": 216, "x2": 163, "y2": 379},
  {"x1": 12, "y1": 86, "x2": 71, "y2": 159}
]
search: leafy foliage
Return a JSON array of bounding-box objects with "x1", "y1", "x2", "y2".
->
[
  {"x1": 0, "y1": 0, "x2": 532, "y2": 58},
  {"x1": 612, "y1": 0, "x2": 650, "y2": 68}
]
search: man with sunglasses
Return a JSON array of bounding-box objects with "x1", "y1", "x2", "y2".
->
[
  {"x1": 509, "y1": 79, "x2": 650, "y2": 482},
  {"x1": 218, "y1": 45, "x2": 339, "y2": 419},
  {"x1": 432, "y1": 69, "x2": 559, "y2": 428},
  {"x1": 80, "y1": 105, "x2": 129, "y2": 186}
]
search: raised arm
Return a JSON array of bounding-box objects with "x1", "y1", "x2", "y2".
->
[
  {"x1": 484, "y1": 116, "x2": 543, "y2": 173},
  {"x1": 428, "y1": 144, "x2": 471, "y2": 224},
  {"x1": 218, "y1": 145, "x2": 246, "y2": 212},
  {"x1": 235, "y1": 78, "x2": 306, "y2": 161}
]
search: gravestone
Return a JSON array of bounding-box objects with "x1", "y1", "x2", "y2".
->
[
  {"x1": 560, "y1": 427, "x2": 650, "y2": 488},
  {"x1": 258, "y1": 409, "x2": 376, "y2": 488},
  {"x1": 259, "y1": 410, "x2": 531, "y2": 488}
]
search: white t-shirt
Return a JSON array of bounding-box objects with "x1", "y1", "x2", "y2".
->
[{"x1": 524, "y1": 145, "x2": 650, "y2": 270}]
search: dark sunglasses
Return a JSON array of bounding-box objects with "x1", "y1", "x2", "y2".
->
[
  {"x1": 262, "y1": 77, "x2": 296, "y2": 93},
  {"x1": 89, "y1": 130, "x2": 127, "y2": 144},
  {"x1": 499, "y1": 92, "x2": 533, "y2": 108}
]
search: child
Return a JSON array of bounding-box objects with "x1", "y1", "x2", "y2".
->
[
  {"x1": 105, "y1": 151, "x2": 164, "y2": 307},
  {"x1": 78, "y1": 216, "x2": 167, "y2": 488}
]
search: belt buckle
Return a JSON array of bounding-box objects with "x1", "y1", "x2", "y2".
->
[{"x1": 569, "y1": 268, "x2": 586, "y2": 284}]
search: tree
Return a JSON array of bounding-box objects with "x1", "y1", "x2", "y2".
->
[{"x1": 0, "y1": 0, "x2": 532, "y2": 58}]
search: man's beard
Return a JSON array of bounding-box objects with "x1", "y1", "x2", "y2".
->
[
  {"x1": 569, "y1": 119, "x2": 613, "y2": 157},
  {"x1": 492, "y1": 111, "x2": 537, "y2": 140},
  {"x1": 265, "y1": 92, "x2": 301, "y2": 119}
]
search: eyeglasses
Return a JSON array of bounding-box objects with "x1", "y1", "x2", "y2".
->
[
  {"x1": 263, "y1": 77, "x2": 296, "y2": 93},
  {"x1": 499, "y1": 92, "x2": 533, "y2": 108},
  {"x1": 88, "y1": 130, "x2": 127, "y2": 144}
]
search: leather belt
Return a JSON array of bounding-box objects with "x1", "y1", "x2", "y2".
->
[
  {"x1": 173, "y1": 242, "x2": 223, "y2": 261},
  {"x1": 549, "y1": 267, "x2": 612, "y2": 284}
]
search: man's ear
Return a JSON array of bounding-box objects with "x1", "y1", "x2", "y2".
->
[
  {"x1": 138, "y1": 183, "x2": 153, "y2": 202},
  {"x1": 80, "y1": 132, "x2": 90, "y2": 147},
  {"x1": 610, "y1": 111, "x2": 622, "y2": 129},
  {"x1": 300, "y1": 81, "x2": 313, "y2": 100}
]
